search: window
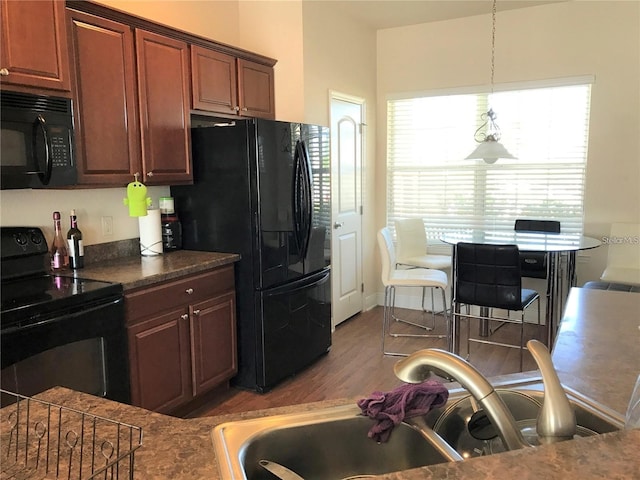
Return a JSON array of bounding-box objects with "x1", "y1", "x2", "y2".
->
[{"x1": 386, "y1": 80, "x2": 592, "y2": 244}]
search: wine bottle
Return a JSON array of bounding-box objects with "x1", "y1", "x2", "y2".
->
[
  {"x1": 50, "y1": 211, "x2": 69, "y2": 271},
  {"x1": 67, "y1": 209, "x2": 84, "y2": 269}
]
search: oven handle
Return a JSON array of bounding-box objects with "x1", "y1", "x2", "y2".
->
[{"x1": 2, "y1": 296, "x2": 124, "y2": 335}]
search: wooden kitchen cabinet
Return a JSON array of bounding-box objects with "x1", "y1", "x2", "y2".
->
[
  {"x1": 125, "y1": 266, "x2": 237, "y2": 414},
  {"x1": 136, "y1": 30, "x2": 192, "y2": 185},
  {"x1": 67, "y1": 10, "x2": 141, "y2": 185},
  {"x1": 237, "y1": 58, "x2": 275, "y2": 119},
  {"x1": 67, "y1": 7, "x2": 191, "y2": 186},
  {"x1": 0, "y1": 0, "x2": 71, "y2": 93},
  {"x1": 191, "y1": 45, "x2": 275, "y2": 119},
  {"x1": 127, "y1": 308, "x2": 192, "y2": 413},
  {"x1": 189, "y1": 292, "x2": 237, "y2": 396}
]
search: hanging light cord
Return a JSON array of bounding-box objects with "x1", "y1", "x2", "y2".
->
[
  {"x1": 490, "y1": 0, "x2": 496, "y2": 94},
  {"x1": 473, "y1": 0, "x2": 501, "y2": 143}
]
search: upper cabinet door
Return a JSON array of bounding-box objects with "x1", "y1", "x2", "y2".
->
[
  {"x1": 191, "y1": 46, "x2": 238, "y2": 115},
  {"x1": 0, "y1": 0, "x2": 71, "y2": 93},
  {"x1": 136, "y1": 29, "x2": 192, "y2": 185},
  {"x1": 68, "y1": 10, "x2": 142, "y2": 185},
  {"x1": 237, "y1": 59, "x2": 275, "y2": 120}
]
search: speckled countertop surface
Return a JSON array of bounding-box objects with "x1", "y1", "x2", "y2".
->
[
  {"x1": 75, "y1": 249, "x2": 240, "y2": 291},
  {"x1": 24, "y1": 288, "x2": 640, "y2": 479}
]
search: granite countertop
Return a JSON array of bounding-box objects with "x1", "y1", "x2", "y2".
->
[
  {"x1": 76, "y1": 249, "x2": 240, "y2": 291},
  {"x1": 14, "y1": 288, "x2": 640, "y2": 479}
]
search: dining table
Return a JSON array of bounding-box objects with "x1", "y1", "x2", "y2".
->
[{"x1": 440, "y1": 229, "x2": 601, "y2": 353}]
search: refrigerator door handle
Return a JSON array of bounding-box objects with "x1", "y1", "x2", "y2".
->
[
  {"x1": 292, "y1": 141, "x2": 303, "y2": 253},
  {"x1": 293, "y1": 140, "x2": 313, "y2": 261},
  {"x1": 263, "y1": 268, "x2": 330, "y2": 297},
  {"x1": 299, "y1": 140, "x2": 313, "y2": 259}
]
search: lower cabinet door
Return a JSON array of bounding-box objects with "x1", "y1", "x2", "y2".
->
[
  {"x1": 128, "y1": 308, "x2": 191, "y2": 413},
  {"x1": 189, "y1": 292, "x2": 237, "y2": 396}
]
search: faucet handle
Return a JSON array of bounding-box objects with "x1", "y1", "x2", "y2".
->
[{"x1": 527, "y1": 340, "x2": 577, "y2": 443}]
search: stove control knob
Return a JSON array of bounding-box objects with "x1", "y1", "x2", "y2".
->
[
  {"x1": 14, "y1": 232, "x2": 28, "y2": 246},
  {"x1": 30, "y1": 231, "x2": 43, "y2": 245}
]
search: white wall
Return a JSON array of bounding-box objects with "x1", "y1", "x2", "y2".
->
[
  {"x1": 301, "y1": 1, "x2": 379, "y2": 308},
  {"x1": 91, "y1": 0, "x2": 241, "y2": 45},
  {"x1": 375, "y1": 0, "x2": 640, "y2": 287}
]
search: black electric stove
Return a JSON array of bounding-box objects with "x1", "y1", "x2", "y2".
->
[
  {"x1": 1, "y1": 227, "x2": 130, "y2": 403},
  {"x1": 1, "y1": 227, "x2": 123, "y2": 332}
]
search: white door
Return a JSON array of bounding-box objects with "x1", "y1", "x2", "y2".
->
[{"x1": 330, "y1": 92, "x2": 364, "y2": 327}]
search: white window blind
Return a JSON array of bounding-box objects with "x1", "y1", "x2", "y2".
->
[{"x1": 386, "y1": 82, "x2": 592, "y2": 242}]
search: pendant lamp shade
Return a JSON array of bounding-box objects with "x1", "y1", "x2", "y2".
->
[
  {"x1": 465, "y1": 0, "x2": 516, "y2": 164},
  {"x1": 465, "y1": 136, "x2": 517, "y2": 164}
]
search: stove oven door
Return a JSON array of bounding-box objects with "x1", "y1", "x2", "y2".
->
[{"x1": 1, "y1": 296, "x2": 129, "y2": 404}]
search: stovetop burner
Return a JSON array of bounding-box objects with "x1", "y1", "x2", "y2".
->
[{"x1": 1, "y1": 227, "x2": 123, "y2": 332}]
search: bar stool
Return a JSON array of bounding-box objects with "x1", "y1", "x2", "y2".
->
[
  {"x1": 378, "y1": 227, "x2": 449, "y2": 356},
  {"x1": 395, "y1": 218, "x2": 451, "y2": 328},
  {"x1": 453, "y1": 242, "x2": 541, "y2": 371}
]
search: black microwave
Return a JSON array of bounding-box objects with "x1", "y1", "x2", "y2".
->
[{"x1": 1, "y1": 90, "x2": 77, "y2": 189}]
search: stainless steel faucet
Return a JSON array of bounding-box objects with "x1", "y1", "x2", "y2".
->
[{"x1": 393, "y1": 339, "x2": 576, "y2": 451}]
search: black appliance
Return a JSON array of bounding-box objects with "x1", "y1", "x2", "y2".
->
[
  {"x1": 0, "y1": 90, "x2": 77, "y2": 189},
  {"x1": 0, "y1": 227, "x2": 129, "y2": 403},
  {"x1": 171, "y1": 119, "x2": 332, "y2": 392}
]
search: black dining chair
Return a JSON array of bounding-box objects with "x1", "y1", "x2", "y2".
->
[
  {"x1": 453, "y1": 242, "x2": 541, "y2": 371},
  {"x1": 514, "y1": 219, "x2": 561, "y2": 279}
]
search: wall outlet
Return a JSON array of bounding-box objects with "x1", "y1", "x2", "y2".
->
[{"x1": 101, "y1": 216, "x2": 113, "y2": 236}]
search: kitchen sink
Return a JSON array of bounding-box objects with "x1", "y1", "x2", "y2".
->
[
  {"x1": 211, "y1": 378, "x2": 625, "y2": 479},
  {"x1": 211, "y1": 404, "x2": 462, "y2": 480}
]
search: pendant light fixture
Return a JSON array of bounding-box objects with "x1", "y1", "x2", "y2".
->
[{"x1": 465, "y1": 0, "x2": 516, "y2": 164}]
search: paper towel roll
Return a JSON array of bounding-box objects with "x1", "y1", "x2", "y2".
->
[{"x1": 138, "y1": 209, "x2": 163, "y2": 256}]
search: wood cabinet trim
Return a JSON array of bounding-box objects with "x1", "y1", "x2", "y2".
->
[{"x1": 66, "y1": 1, "x2": 276, "y2": 67}]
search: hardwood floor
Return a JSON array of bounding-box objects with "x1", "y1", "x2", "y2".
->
[{"x1": 187, "y1": 306, "x2": 545, "y2": 419}]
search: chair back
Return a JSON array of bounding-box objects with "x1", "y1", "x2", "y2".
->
[
  {"x1": 377, "y1": 227, "x2": 396, "y2": 286},
  {"x1": 514, "y1": 219, "x2": 560, "y2": 278},
  {"x1": 606, "y1": 223, "x2": 640, "y2": 269},
  {"x1": 514, "y1": 219, "x2": 561, "y2": 233},
  {"x1": 395, "y1": 218, "x2": 427, "y2": 264},
  {"x1": 455, "y1": 242, "x2": 523, "y2": 311}
]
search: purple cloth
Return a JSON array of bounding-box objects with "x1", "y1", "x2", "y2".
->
[{"x1": 357, "y1": 380, "x2": 449, "y2": 442}]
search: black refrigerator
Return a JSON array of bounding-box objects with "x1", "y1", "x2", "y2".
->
[{"x1": 171, "y1": 119, "x2": 331, "y2": 392}]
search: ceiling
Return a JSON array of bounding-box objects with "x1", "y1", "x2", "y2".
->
[{"x1": 326, "y1": 0, "x2": 568, "y2": 30}]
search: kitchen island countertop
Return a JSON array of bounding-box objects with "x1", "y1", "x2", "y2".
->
[{"x1": 24, "y1": 288, "x2": 640, "y2": 479}]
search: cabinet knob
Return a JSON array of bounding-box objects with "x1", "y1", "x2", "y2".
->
[
  {"x1": 193, "y1": 309, "x2": 201, "y2": 316},
  {"x1": 147, "y1": 171, "x2": 154, "y2": 177},
  {"x1": 232, "y1": 106, "x2": 240, "y2": 112},
  {"x1": 0, "y1": 68, "x2": 9, "y2": 76},
  {"x1": 241, "y1": 107, "x2": 248, "y2": 112},
  {"x1": 185, "y1": 288, "x2": 194, "y2": 295},
  {"x1": 181, "y1": 314, "x2": 189, "y2": 320}
]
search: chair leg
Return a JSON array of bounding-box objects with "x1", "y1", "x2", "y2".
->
[
  {"x1": 520, "y1": 311, "x2": 525, "y2": 372},
  {"x1": 383, "y1": 285, "x2": 449, "y2": 356},
  {"x1": 382, "y1": 286, "x2": 391, "y2": 354},
  {"x1": 389, "y1": 288, "x2": 447, "y2": 339}
]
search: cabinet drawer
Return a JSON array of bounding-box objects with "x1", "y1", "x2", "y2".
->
[{"x1": 125, "y1": 266, "x2": 234, "y2": 324}]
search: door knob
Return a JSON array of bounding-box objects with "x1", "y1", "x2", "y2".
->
[{"x1": 334, "y1": 222, "x2": 344, "y2": 229}]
